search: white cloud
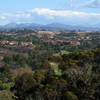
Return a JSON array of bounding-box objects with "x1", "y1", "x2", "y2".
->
[
  {"x1": 86, "y1": 0, "x2": 100, "y2": 8},
  {"x1": 29, "y1": 8, "x2": 100, "y2": 18},
  {"x1": 1, "y1": 8, "x2": 100, "y2": 25},
  {"x1": 0, "y1": 16, "x2": 6, "y2": 20},
  {"x1": 73, "y1": 0, "x2": 100, "y2": 8},
  {"x1": 0, "y1": 12, "x2": 31, "y2": 20},
  {"x1": 14, "y1": 13, "x2": 31, "y2": 18},
  {"x1": 1, "y1": 8, "x2": 100, "y2": 20}
]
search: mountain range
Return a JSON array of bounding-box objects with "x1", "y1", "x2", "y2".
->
[{"x1": 0, "y1": 23, "x2": 100, "y2": 31}]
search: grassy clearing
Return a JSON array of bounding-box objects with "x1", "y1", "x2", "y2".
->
[{"x1": 50, "y1": 62, "x2": 62, "y2": 76}]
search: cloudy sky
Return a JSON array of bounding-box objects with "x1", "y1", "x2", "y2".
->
[{"x1": 0, "y1": 0, "x2": 100, "y2": 26}]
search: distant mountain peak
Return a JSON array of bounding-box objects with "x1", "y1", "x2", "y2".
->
[{"x1": 0, "y1": 22, "x2": 100, "y2": 31}]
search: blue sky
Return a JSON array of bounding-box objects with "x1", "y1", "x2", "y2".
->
[{"x1": 0, "y1": 0, "x2": 100, "y2": 26}]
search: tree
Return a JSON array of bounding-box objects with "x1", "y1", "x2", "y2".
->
[{"x1": 11, "y1": 72, "x2": 36, "y2": 100}]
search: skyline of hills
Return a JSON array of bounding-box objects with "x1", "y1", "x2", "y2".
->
[{"x1": 0, "y1": 22, "x2": 100, "y2": 31}]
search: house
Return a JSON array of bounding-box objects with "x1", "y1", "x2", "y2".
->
[
  {"x1": 0, "y1": 56, "x2": 3, "y2": 61},
  {"x1": 20, "y1": 42, "x2": 33, "y2": 46},
  {"x1": 43, "y1": 40, "x2": 70, "y2": 45},
  {"x1": 9, "y1": 41, "x2": 18, "y2": 45},
  {"x1": 86, "y1": 36, "x2": 90, "y2": 40},
  {"x1": 0, "y1": 40, "x2": 9, "y2": 45},
  {"x1": 70, "y1": 41, "x2": 80, "y2": 45}
]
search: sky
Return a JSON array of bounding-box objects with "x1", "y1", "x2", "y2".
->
[{"x1": 0, "y1": 0, "x2": 100, "y2": 26}]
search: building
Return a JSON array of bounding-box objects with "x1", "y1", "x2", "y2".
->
[
  {"x1": 43, "y1": 40, "x2": 70, "y2": 45},
  {"x1": 0, "y1": 40, "x2": 9, "y2": 45},
  {"x1": 20, "y1": 42, "x2": 33, "y2": 46},
  {"x1": 70, "y1": 41, "x2": 80, "y2": 45},
  {"x1": 9, "y1": 41, "x2": 18, "y2": 45},
  {"x1": 0, "y1": 56, "x2": 3, "y2": 61}
]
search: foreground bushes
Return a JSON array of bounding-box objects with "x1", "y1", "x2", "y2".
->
[{"x1": 1, "y1": 48, "x2": 100, "y2": 100}]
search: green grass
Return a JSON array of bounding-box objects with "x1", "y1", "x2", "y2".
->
[
  {"x1": 49, "y1": 50, "x2": 70, "y2": 76},
  {"x1": 53, "y1": 50, "x2": 70, "y2": 56},
  {"x1": 49, "y1": 62, "x2": 62, "y2": 76}
]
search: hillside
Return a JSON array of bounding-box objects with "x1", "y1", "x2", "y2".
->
[{"x1": 0, "y1": 48, "x2": 100, "y2": 100}]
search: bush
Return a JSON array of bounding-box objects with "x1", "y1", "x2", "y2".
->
[
  {"x1": 0, "y1": 91, "x2": 13, "y2": 100},
  {"x1": 65, "y1": 91, "x2": 78, "y2": 100}
]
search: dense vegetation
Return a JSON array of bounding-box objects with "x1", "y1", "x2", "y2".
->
[
  {"x1": 0, "y1": 48, "x2": 100, "y2": 100},
  {"x1": 0, "y1": 30, "x2": 100, "y2": 100}
]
